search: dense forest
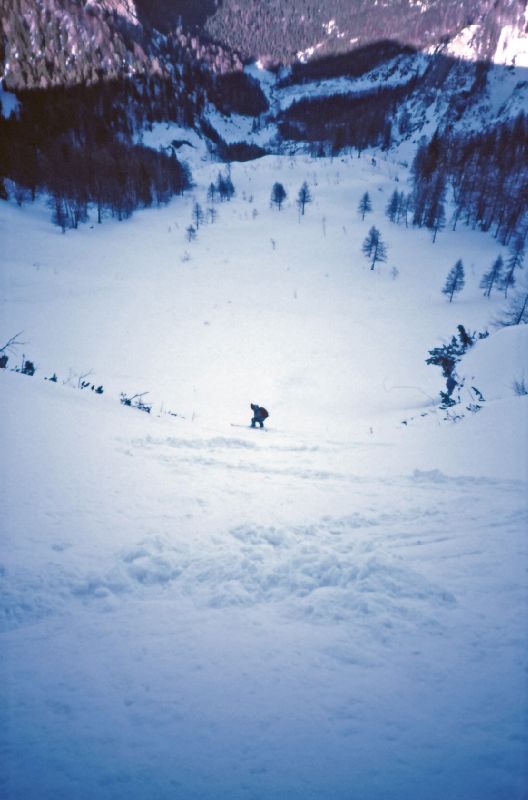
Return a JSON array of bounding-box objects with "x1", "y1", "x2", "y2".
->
[
  {"x1": 0, "y1": 76, "x2": 197, "y2": 227},
  {"x1": 1, "y1": 0, "x2": 527, "y2": 243},
  {"x1": 203, "y1": 0, "x2": 522, "y2": 64},
  {"x1": 3, "y1": 0, "x2": 520, "y2": 91},
  {"x1": 0, "y1": 33, "x2": 268, "y2": 228},
  {"x1": 278, "y1": 81, "x2": 419, "y2": 153},
  {"x1": 412, "y1": 114, "x2": 528, "y2": 245},
  {"x1": 0, "y1": 0, "x2": 241, "y2": 91}
]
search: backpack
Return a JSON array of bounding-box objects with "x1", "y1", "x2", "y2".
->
[{"x1": 259, "y1": 407, "x2": 269, "y2": 419}]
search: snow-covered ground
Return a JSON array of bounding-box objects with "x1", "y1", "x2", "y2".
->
[{"x1": 1, "y1": 150, "x2": 527, "y2": 799}]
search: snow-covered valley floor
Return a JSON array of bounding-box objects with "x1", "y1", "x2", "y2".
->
[{"x1": 1, "y1": 149, "x2": 527, "y2": 799}]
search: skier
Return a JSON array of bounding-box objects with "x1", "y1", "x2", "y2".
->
[{"x1": 250, "y1": 403, "x2": 269, "y2": 428}]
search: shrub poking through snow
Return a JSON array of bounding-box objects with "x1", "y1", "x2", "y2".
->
[
  {"x1": 17, "y1": 359, "x2": 36, "y2": 376},
  {"x1": 513, "y1": 377, "x2": 528, "y2": 396},
  {"x1": 0, "y1": 332, "x2": 25, "y2": 364},
  {"x1": 427, "y1": 325, "x2": 488, "y2": 407},
  {"x1": 120, "y1": 392, "x2": 152, "y2": 413}
]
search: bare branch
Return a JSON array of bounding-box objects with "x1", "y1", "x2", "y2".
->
[
  {"x1": 0, "y1": 332, "x2": 26, "y2": 355},
  {"x1": 77, "y1": 369, "x2": 94, "y2": 388}
]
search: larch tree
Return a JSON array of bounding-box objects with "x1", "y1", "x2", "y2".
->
[
  {"x1": 297, "y1": 181, "x2": 312, "y2": 215},
  {"x1": 480, "y1": 256, "x2": 504, "y2": 297},
  {"x1": 358, "y1": 191, "x2": 372, "y2": 220},
  {"x1": 442, "y1": 259, "x2": 465, "y2": 302},
  {"x1": 271, "y1": 181, "x2": 287, "y2": 210},
  {"x1": 362, "y1": 226, "x2": 387, "y2": 270}
]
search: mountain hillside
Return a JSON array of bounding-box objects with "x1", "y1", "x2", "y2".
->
[
  {"x1": 1, "y1": 3, "x2": 528, "y2": 798},
  {"x1": 203, "y1": 0, "x2": 527, "y2": 65}
]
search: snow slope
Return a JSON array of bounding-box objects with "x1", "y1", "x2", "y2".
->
[
  {"x1": 1, "y1": 150, "x2": 527, "y2": 799},
  {"x1": 1, "y1": 364, "x2": 527, "y2": 800},
  {"x1": 0, "y1": 152, "x2": 514, "y2": 436}
]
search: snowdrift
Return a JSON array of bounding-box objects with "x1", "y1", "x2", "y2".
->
[{"x1": 458, "y1": 324, "x2": 528, "y2": 401}]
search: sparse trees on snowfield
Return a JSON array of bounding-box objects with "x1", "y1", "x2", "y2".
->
[
  {"x1": 442, "y1": 260, "x2": 465, "y2": 302},
  {"x1": 297, "y1": 181, "x2": 312, "y2": 215},
  {"x1": 271, "y1": 182, "x2": 287, "y2": 210},
  {"x1": 358, "y1": 191, "x2": 372, "y2": 220},
  {"x1": 362, "y1": 226, "x2": 387, "y2": 270}
]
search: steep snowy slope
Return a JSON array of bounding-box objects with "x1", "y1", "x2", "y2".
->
[
  {"x1": 0, "y1": 151, "x2": 516, "y2": 435},
  {"x1": 1, "y1": 149, "x2": 527, "y2": 800},
  {"x1": 1, "y1": 341, "x2": 527, "y2": 800}
]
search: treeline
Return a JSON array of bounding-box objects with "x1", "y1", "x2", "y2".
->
[
  {"x1": 0, "y1": 77, "x2": 193, "y2": 227},
  {"x1": 47, "y1": 141, "x2": 190, "y2": 230},
  {"x1": 278, "y1": 81, "x2": 418, "y2": 152},
  {"x1": 412, "y1": 114, "x2": 528, "y2": 244},
  {"x1": 5, "y1": 133, "x2": 190, "y2": 230}
]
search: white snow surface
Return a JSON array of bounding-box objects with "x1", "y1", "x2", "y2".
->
[
  {"x1": 0, "y1": 83, "x2": 20, "y2": 118},
  {"x1": 1, "y1": 150, "x2": 527, "y2": 799}
]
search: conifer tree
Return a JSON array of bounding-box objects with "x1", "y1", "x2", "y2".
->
[
  {"x1": 506, "y1": 236, "x2": 525, "y2": 281},
  {"x1": 424, "y1": 174, "x2": 447, "y2": 242},
  {"x1": 358, "y1": 191, "x2": 372, "y2": 220},
  {"x1": 498, "y1": 289, "x2": 528, "y2": 326},
  {"x1": 297, "y1": 181, "x2": 312, "y2": 215},
  {"x1": 192, "y1": 201, "x2": 204, "y2": 229},
  {"x1": 498, "y1": 237, "x2": 525, "y2": 297},
  {"x1": 442, "y1": 260, "x2": 465, "y2": 302},
  {"x1": 217, "y1": 173, "x2": 235, "y2": 201},
  {"x1": 271, "y1": 182, "x2": 287, "y2": 210},
  {"x1": 207, "y1": 182, "x2": 217, "y2": 203},
  {"x1": 362, "y1": 226, "x2": 387, "y2": 270},
  {"x1": 480, "y1": 256, "x2": 504, "y2": 297},
  {"x1": 385, "y1": 190, "x2": 399, "y2": 223}
]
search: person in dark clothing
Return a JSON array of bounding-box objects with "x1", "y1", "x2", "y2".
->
[{"x1": 251, "y1": 403, "x2": 269, "y2": 428}]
